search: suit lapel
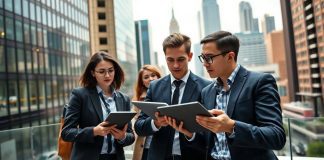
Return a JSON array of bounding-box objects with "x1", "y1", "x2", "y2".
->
[
  {"x1": 208, "y1": 85, "x2": 218, "y2": 110},
  {"x1": 161, "y1": 76, "x2": 172, "y2": 104},
  {"x1": 227, "y1": 67, "x2": 248, "y2": 117},
  {"x1": 89, "y1": 89, "x2": 104, "y2": 122},
  {"x1": 181, "y1": 73, "x2": 197, "y2": 103}
]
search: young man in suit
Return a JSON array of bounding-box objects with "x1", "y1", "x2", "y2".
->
[
  {"x1": 196, "y1": 31, "x2": 286, "y2": 160},
  {"x1": 135, "y1": 33, "x2": 211, "y2": 160}
]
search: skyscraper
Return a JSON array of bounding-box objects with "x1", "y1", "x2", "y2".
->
[
  {"x1": 202, "y1": 0, "x2": 221, "y2": 36},
  {"x1": 135, "y1": 20, "x2": 153, "y2": 69},
  {"x1": 261, "y1": 14, "x2": 276, "y2": 35},
  {"x1": 0, "y1": 0, "x2": 90, "y2": 130},
  {"x1": 169, "y1": 8, "x2": 180, "y2": 34},
  {"x1": 265, "y1": 30, "x2": 289, "y2": 103},
  {"x1": 239, "y1": 1, "x2": 253, "y2": 32},
  {"x1": 235, "y1": 32, "x2": 267, "y2": 66},
  {"x1": 252, "y1": 18, "x2": 259, "y2": 33},
  {"x1": 89, "y1": 0, "x2": 137, "y2": 95},
  {"x1": 281, "y1": 0, "x2": 324, "y2": 114}
]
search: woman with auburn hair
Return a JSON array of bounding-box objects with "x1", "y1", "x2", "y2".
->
[
  {"x1": 61, "y1": 51, "x2": 135, "y2": 160},
  {"x1": 132, "y1": 65, "x2": 162, "y2": 160}
]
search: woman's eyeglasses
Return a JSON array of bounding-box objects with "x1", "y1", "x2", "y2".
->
[{"x1": 95, "y1": 69, "x2": 115, "y2": 76}]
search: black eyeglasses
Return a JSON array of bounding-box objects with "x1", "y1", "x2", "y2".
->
[{"x1": 198, "y1": 51, "x2": 228, "y2": 64}]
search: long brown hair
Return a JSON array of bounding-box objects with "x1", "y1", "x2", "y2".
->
[
  {"x1": 79, "y1": 51, "x2": 125, "y2": 90},
  {"x1": 133, "y1": 65, "x2": 162, "y2": 101}
]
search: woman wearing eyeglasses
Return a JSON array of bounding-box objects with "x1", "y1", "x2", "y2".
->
[
  {"x1": 132, "y1": 65, "x2": 162, "y2": 160},
  {"x1": 61, "y1": 51, "x2": 135, "y2": 160}
]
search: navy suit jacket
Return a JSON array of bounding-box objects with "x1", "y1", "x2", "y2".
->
[
  {"x1": 135, "y1": 72, "x2": 211, "y2": 160},
  {"x1": 61, "y1": 87, "x2": 135, "y2": 160},
  {"x1": 201, "y1": 67, "x2": 286, "y2": 160}
]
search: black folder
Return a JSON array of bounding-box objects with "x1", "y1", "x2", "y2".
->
[{"x1": 157, "y1": 102, "x2": 213, "y2": 132}]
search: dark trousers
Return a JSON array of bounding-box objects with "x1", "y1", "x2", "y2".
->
[
  {"x1": 166, "y1": 155, "x2": 181, "y2": 160},
  {"x1": 142, "y1": 148, "x2": 149, "y2": 160},
  {"x1": 99, "y1": 154, "x2": 117, "y2": 160}
]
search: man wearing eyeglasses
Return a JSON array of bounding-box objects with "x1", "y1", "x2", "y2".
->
[
  {"x1": 196, "y1": 31, "x2": 286, "y2": 160},
  {"x1": 135, "y1": 33, "x2": 211, "y2": 160}
]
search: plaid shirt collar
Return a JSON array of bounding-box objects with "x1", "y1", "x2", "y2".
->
[{"x1": 214, "y1": 64, "x2": 241, "y2": 90}]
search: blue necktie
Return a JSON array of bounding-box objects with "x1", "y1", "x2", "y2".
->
[{"x1": 99, "y1": 92, "x2": 113, "y2": 154}]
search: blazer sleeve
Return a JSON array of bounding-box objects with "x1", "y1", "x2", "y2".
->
[
  {"x1": 117, "y1": 95, "x2": 135, "y2": 147},
  {"x1": 134, "y1": 85, "x2": 156, "y2": 136},
  {"x1": 228, "y1": 74, "x2": 286, "y2": 150},
  {"x1": 61, "y1": 89, "x2": 96, "y2": 143}
]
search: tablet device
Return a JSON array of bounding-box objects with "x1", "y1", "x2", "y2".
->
[
  {"x1": 132, "y1": 101, "x2": 168, "y2": 120},
  {"x1": 157, "y1": 101, "x2": 213, "y2": 132},
  {"x1": 104, "y1": 112, "x2": 137, "y2": 129}
]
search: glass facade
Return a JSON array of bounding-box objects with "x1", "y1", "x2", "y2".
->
[
  {"x1": 114, "y1": 0, "x2": 137, "y2": 96},
  {"x1": 0, "y1": 0, "x2": 90, "y2": 130},
  {"x1": 135, "y1": 20, "x2": 152, "y2": 70}
]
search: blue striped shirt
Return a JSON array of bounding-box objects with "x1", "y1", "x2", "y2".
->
[{"x1": 211, "y1": 64, "x2": 240, "y2": 160}]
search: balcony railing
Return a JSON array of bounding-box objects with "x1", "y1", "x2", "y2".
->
[{"x1": 0, "y1": 117, "x2": 324, "y2": 160}]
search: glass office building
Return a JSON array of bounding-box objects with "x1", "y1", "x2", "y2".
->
[
  {"x1": 113, "y1": 0, "x2": 137, "y2": 95},
  {"x1": 0, "y1": 0, "x2": 90, "y2": 130},
  {"x1": 89, "y1": 0, "x2": 136, "y2": 96}
]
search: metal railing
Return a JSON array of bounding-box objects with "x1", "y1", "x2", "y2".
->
[{"x1": 0, "y1": 117, "x2": 324, "y2": 160}]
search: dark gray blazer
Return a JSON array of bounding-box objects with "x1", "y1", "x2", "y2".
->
[
  {"x1": 61, "y1": 87, "x2": 135, "y2": 160},
  {"x1": 201, "y1": 66, "x2": 286, "y2": 160},
  {"x1": 135, "y1": 72, "x2": 211, "y2": 160}
]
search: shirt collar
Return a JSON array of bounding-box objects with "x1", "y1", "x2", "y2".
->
[
  {"x1": 96, "y1": 85, "x2": 117, "y2": 98},
  {"x1": 170, "y1": 70, "x2": 191, "y2": 85},
  {"x1": 214, "y1": 64, "x2": 241, "y2": 87}
]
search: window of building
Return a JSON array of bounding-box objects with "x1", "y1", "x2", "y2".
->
[
  {"x1": 7, "y1": 47, "x2": 16, "y2": 73},
  {"x1": 100, "y1": 50, "x2": 108, "y2": 52},
  {"x1": 99, "y1": 25, "x2": 107, "y2": 32},
  {"x1": 30, "y1": 25, "x2": 37, "y2": 45},
  {"x1": 36, "y1": 5, "x2": 41, "y2": 23},
  {"x1": 14, "y1": 0, "x2": 22, "y2": 15},
  {"x1": 0, "y1": 45, "x2": 4, "y2": 72},
  {"x1": 8, "y1": 80, "x2": 18, "y2": 115},
  {"x1": 99, "y1": 37, "x2": 107, "y2": 45},
  {"x1": 30, "y1": 2, "x2": 35, "y2": 21},
  {"x1": 4, "y1": 0, "x2": 13, "y2": 11},
  {"x1": 98, "y1": 12, "x2": 106, "y2": 20},
  {"x1": 24, "y1": 23, "x2": 30, "y2": 44},
  {"x1": 32, "y1": 49, "x2": 38, "y2": 74},
  {"x1": 19, "y1": 79, "x2": 28, "y2": 113},
  {"x1": 26, "y1": 50, "x2": 32, "y2": 73},
  {"x1": 5, "y1": 17, "x2": 14, "y2": 40},
  {"x1": 29, "y1": 80, "x2": 38, "y2": 111},
  {"x1": 97, "y1": 0, "x2": 105, "y2": 7},
  {"x1": 45, "y1": 80, "x2": 52, "y2": 109},
  {"x1": 38, "y1": 80, "x2": 45, "y2": 110},
  {"x1": 23, "y1": 0, "x2": 29, "y2": 18},
  {"x1": 15, "y1": 20, "x2": 23, "y2": 42},
  {"x1": 0, "y1": 80, "x2": 8, "y2": 117},
  {"x1": 278, "y1": 86, "x2": 287, "y2": 96},
  {"x1": 42, "y1": 8, "x2": 47, "y2": 25},
  {"x1": 17, "y1": 48, "x2": 25, "y2": 73}
]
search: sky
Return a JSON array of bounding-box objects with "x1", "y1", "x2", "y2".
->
[
  {"x1": 133, "y1": 0, "x2": 282, "y2": 52},
  {"x1": 132, "y1": 0, "x2": 283, "y2": 73}
]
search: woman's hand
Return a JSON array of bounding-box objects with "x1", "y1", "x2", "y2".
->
[{"x1": 93, "y1": 122, "x2": 117, "y2": 136}]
